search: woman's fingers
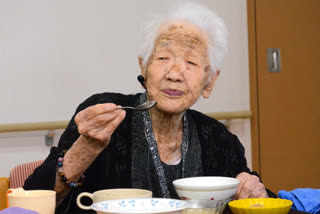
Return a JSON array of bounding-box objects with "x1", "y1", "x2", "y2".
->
[
  {"x1": 75, "y1": 103, "x2": 117, "y2": 122},
  {"x1": 80, "y1": 108, "x2": 122, "y2": 130},
  {"x1": 98, "y1": 110, "x2": 126, "y2": 142},
  {"x1": 253, "y1": 184, "x2": 269, "y2": 198},
  {"x1": 76, "y1": 109, "x2": 121, "y2": 135},
  {"x1": 234, "y1": 172, "x2": 249, "y2": 199},
  {"x1": 235, "y1": 172, "x2": 268, "y2": 199},
  {"x1": 74, "y1": 103, "x2": 126, "y2": 145}
]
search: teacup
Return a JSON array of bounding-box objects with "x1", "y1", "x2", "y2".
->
[
  {"x1": 76, "y1": 188, "x2": 152, "y2": 210},
  {"x1": 7, "y1": 188, "x2": 56, "y2": 214}
]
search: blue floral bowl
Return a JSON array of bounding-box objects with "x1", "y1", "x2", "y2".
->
[{"x1": 91, "y1": 198, "x2": 190, "y2": 214}]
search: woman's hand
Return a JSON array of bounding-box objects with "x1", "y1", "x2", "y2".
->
[
  {"x1": 234, "y1": 172, "x2": 268, "y2": 199},
  {"x1": 74, "y1": 103, "x2": 126, "y2": 149},
  {"x1": 55, "y1": 104, "x2": 125, "y2": 205}
]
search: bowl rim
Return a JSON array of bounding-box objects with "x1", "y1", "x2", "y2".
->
[
  {"x1": 228, "y1": 198, "x2": 293, "y2": 209},
  {"x1": 173, "y1": 176, "x2": 240, "y2": 190},
  {"x1": 91, "y1": 198, "x2": 190, "y2": 214}
]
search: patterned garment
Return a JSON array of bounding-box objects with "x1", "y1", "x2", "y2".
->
[{"x1": 131, "y1": 93, "x2": 203, "y2": 198}]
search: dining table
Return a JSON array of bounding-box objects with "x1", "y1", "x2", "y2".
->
[{"x1": 222, "y1": 205, "x2": 312, "y2": 214}]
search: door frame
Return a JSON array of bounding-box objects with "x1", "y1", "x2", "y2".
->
[{"x1": 247, "y1": 0, "x2": 261, "y2": 174}]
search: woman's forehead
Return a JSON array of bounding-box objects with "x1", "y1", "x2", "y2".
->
[
  {"x1": 156, "y1": 31, "x2": 206, "y2": 49},
  {"x1": 156, "y1": 21, "x2": 209, "y2": 44},
  {"x1": 154, "y1": 21, "x2": 208, "y2": 55},
  {"x1": 154, "y1": 32, "x2": 208, "y2": 58}
]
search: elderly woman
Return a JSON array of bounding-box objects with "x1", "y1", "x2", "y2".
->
[{"x1": 24, "y1": 2, "x2": 275, "y2": 213}]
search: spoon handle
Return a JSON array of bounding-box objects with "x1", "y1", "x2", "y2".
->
[{"x1": 116, "y1": 106, "x2": 136, "y2": 110}]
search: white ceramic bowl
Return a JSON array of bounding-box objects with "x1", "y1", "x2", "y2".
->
[
  {"x1": 173, "y1": 177, "x2": 239, "y2": 213},
  {"x1": 173, "y1": 176, "x2": 239, "y2": 201},
  {"x1": 91, "y1": 198, "x2": 190, "y2": 214}
]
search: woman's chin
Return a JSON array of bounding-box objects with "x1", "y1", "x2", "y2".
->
[{"x1": 154, "y1": 103, "x2": 189, "y2": 115}]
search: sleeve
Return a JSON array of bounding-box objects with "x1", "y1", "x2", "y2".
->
[
  {"x1": 23, "y1": 94, "x2": 98, "y2": 190},
  {"x1": 222, "y1": 134, "x2": 251, "y2": 176},
  {"x1": 206, "y1": 120, "x2": 277, "y2": 198},
  {"x1": 221, "y1": 132, "x2": 277, "y2": 198}
]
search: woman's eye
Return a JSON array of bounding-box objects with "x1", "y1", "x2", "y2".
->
[
  {"x1": 187, "y1": 61, "x2": 197, "y2": 66},
  {"x1": 158, "y1": 57, "x2": 168, "y2": 60}
]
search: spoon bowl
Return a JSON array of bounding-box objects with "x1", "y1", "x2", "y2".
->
[{"x1": 117, "y1": 101, "x2": 157, "y2": 111}]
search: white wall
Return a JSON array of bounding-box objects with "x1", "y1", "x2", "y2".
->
[{"x1": 0, "y1": 0, "x2": 251, "y2": 177}]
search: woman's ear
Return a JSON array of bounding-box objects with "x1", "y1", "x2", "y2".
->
[
  {"x1": 138, "y1": 57, "x2": 145, "y2": 75},
  {"x1": 202, "y1": 70, "x2": 220, "y2": 99}
]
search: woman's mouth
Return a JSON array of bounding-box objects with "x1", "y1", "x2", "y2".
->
[{"x1": 162, "y1": 89, "x2": 183, "y2": 96}]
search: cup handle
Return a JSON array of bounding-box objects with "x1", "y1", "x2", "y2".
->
[{"x1": 76, "y1": 192, "x2": 93, "y2": 210}]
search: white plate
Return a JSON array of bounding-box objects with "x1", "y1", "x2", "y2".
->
[{"x1": 92, "y1": 198, "x2": 190, "y2": 214}]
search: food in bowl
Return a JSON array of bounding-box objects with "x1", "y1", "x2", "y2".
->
[
  {"x1": 173, "y1": 176, "x2": 239, "y2": 214},
  {"x1": 91, "y1": 198, "x2": 189, "y2": 214},
  {"x1": 228, "y1": 198, "x2": 293, "y2": 214},
  {"x1": 249, "y1": 203, "x2": 264, "y2": 207}
]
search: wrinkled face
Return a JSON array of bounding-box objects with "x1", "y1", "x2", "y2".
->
[{"x1": 141, "y1": 21, "x2": 218, "y2": 114}]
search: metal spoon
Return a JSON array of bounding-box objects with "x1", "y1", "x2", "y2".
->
[{"x1": 117, "y1": 101, "x2": 157, "y2": 111}]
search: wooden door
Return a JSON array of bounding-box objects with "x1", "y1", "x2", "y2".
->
[{"x1": 248, "y1": 0, "x2": 320, "y2": 193}]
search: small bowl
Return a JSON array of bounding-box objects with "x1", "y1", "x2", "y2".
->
[
  {"x1": 91, "y1": 198, "x2": 190, "y2": 214},
  {"x1": 228, "y1": 198, "x2": 293, "y2": 214},
  {"x1": 173, "y1": 177, "x2": 239, "y2": 201},
  {"x1": 173, "y1": 176, "x2": 239, "y2": 214}
]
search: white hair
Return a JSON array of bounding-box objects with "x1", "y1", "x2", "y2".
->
[{"x1": 138, "y1": 2, "x2": 228, "y2": 74}]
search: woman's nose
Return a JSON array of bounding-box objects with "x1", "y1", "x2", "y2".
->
[{"x1": 166, "y1": 59, "x2": 185, "y2": 81}]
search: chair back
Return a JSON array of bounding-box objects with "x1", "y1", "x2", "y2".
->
[
  {"x1": 9, "y1": 160, "x2": 44, "y2": 188},
  {"x1": 0, "y1": 177, "x2": 9, "y2": 210}
]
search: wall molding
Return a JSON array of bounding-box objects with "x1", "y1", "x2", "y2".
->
[{"x1": 0, "y1": 110, "x2": 252, "y2": 133}]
